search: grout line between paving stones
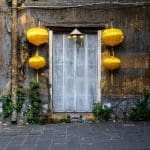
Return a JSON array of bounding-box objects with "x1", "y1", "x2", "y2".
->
[
  {"x1": 79, "y1": 124, "x2": 82, "y2": 150},
  {"x1": 34, "y1": 126, "x2": 45, "y2": 147},
  {"x1": 3, "y1": 136, "x2": 15, "y2": 150},
  {"x1": 65, "y1": 124, "x2": 68, "y2": 150},
  {"x1": 20, "y1": 134, "x2": 29, "y2": 147},
  {"x1": 49, "y1": 126, "x2": 55, "y2": 150}
]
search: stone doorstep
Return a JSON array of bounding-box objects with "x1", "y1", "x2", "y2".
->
[{"x1": 51, "y1": 113, "x2": 96, "y2": 121}]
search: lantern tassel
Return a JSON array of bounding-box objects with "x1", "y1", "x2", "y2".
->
[
  {"x1": 36, "y1": 70, "x2": 39, "y2": 83},
  {"x1": 36, "y1": 47, "x2": 39, "y2": 55},
  {"x1": 112, "y1": 48, "x2": 115, "y2": 56},
  {"x1": 111, "y1": 71, "x2": 113, "y2": 85},
  {"x1": 38, "y1": 20, "x2": 41, "y2": 27}
]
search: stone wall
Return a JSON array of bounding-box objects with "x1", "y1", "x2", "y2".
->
[
  {"x1": 26, "y1": 4, "x2": 150, "y2": 98},
  {"x1": 0, "y1": 1, "x2": 11, "y2": 96},
  {"x1": 0, "y1": 1, "x2": 149, "y2": 116}
]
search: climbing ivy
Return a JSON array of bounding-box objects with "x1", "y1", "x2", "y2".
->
[
  {"x1": 0, "y1": 88, "x2": 26, "y2": 118},
  {"x1": 16, "y1": 89, "x2": 26, "y2": 113},
  {"x1": 0, "y1": 91, "x2": 14, "y2": 118},
  {"x1": 26, "y1": 80, "x2": 42, "y2": 124}
]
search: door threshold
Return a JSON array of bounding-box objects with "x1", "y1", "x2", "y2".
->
[{"x1": 52, "y1": 112, "x2": 96, "y2": 121}]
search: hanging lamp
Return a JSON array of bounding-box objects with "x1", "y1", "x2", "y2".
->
[
  {"x1": 103, "y1": 56, "x2": 121, "y2": 70},
  {"x1": 26, "y1": 27, "x2": 48, "y2": 46},
  {"x1": 102, "y1": 28, "x2": 124, "y2": 47},
  {"x1": 68, "y1": 28, "x2": 84, "y2": 46},
  {"x1": 28, "y1": 51, "x2": 46, "y2": 82},
  {"x1": 103, "y1": 50, "x2": 121, "y2": 85}
]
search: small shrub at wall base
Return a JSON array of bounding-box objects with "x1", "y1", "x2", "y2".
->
[
  {"x1": 0, "y1": 89, "x2": 26, "y2": 119},
  {"x1": 129, "y1": 99, "x2": 150, "y2": 121},
  {"x1": 0, "y1": 92, "x2": 13, "y2": 118},
  {"x1": 38, "y1": 113, "x2": 48, "y2": 125},
  {"x1": 129, "y1": 89, "x2": 150, "y2": 121},
  {"x1": 92, "y1": 103, "x2": 113, "y2": 121},
  {"x1": 26, "y1": 80, "x2": 43, "y2": 124}
]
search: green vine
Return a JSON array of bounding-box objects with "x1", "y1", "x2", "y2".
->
[
  {"x1": 16, "y1": 89, "x2": 26, "y2": 113},
  {"x1": 26, "y1": 80, "x2": 42, "y2": 124},
  {"x1": 0, "y1": 89, "x2": 26, "y2": 118},
  {"x1": 0, "y1": 81, "x2": 45, "y2": 124},
  {"x1": 0, "y1": 91, "x2": 14, "y2": 118}
]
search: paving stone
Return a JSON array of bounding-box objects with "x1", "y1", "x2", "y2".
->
[
  {"x1": 51, "y1": 143, "x2": 66, "y2": 150},
  {"x1": 66, "y1": 143, "x2": 80, "y2": 150},
  {"x1": 0, "y1": 122, "x2": 150, "y2": 150},
  {"x1": 5, "y1": 144, "x2": 21, "y2": 150},
  {"x1": 9, "y1": 136, "x2": 26, "y2": 145},
  {"x1": 80, "y1": 143, "x2": 94, "y2": 150},
  {"x1": 20, "y1": 144, "x2": 36, "y2": 150},
  {"x1": 35, "y1": 143, "x2": 50, "y2": 150},
  {"x1": 23, "y1": 135, "x2": 39, "y2": 145},
  {"x1": 53, "y1": 136, "x2": 66, "y2": 144}
]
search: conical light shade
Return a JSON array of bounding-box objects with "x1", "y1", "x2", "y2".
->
[{"x1": 70, "y1": 28, "x2": 82, "y2": 35}]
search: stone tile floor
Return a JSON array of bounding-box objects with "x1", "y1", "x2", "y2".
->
[{"x1": 0, "y1": 122, "x2": 150, "y2": 150}]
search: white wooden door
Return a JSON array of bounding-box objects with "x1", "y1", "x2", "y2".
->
[{"x1": 53, "y1": 33, "x2": 98, "y2": 112}]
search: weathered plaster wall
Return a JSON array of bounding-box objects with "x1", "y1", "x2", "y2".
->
[
  {"x1": 18, "y1": 9, "x2": 50, "y2": 108},
  {"x1": 0, "y1": 1, "x2": 149, "y2": 114},
  {"x1": 0, "y1": 1, "x2": 11, "y2": 96},
  {"x1": 24, "y1": 5, "x2": 150, "y2": 98}
]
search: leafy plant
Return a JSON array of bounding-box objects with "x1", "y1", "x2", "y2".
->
[
  {"x1": 60, "y1": 115, "x2": 71, "y2": 123},
  {"x1": 0, "y1": 91, "x2": 14, "y2": 118},
  {"x1": 65, "y1": 115, "x2": 71, "y2": 123},
  {"x1": 26, "y1": 80, "x2": 42, "y2": 124},
  {"x1": 129, "y1": 90, "x2": 150, "y2": 121},
  {"x1": 26, "y1": 106, "x2": 39, "y2": 124},
  {"x1": 16, "y1": 89, "x2": 26, "y2": 113},
  {"x1": 92, "y1": 103, "x2": 113, "y2": 121},
  {"x1": 0, "y1": 89, "x2": 26, "y2": 118},
  {"x1": 38, "y1": 113, "x2": 48, "y2": 125}
]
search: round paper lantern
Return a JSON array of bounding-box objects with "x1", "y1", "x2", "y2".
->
[
  {"x1": 28, "y1": 52, "x2": 46, "y2": 70},
  {"x1": 27, "y1": 27, "x2": 48, "y2": 46},
  {"x1": 102, "y1": 28, "x2": 124, "y2": 46},
  {"x1": 103, "y1": 56, "x2": 121, "y2": 70}
]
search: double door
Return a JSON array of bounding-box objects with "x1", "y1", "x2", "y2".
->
[{"x1": 53, "y1": 33, "x2": 98, "y2": 112}]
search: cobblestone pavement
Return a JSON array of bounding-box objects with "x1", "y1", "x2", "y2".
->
[{"x1": 0, "y1": 122, "x2": 150, "y2": 150}]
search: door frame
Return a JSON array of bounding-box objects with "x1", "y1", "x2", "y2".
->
[{"x1": 49, "y1": 30, "x2": 102, "y2": 112}]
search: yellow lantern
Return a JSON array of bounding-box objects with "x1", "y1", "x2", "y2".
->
[
  {"x1": 26, "y1": 27, "x2": 48, "y2": 46},
  {"x1": 28, "y1": 52, "x2": 46, "y2": 70},
  {"x1": 103, "y1": 56, "x2": 121, "y2": 70},
  {"x1": 102, "y1": 28, "x2": 124, "y2": 46}
]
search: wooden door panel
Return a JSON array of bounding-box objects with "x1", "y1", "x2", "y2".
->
[{"x1": 53, "y1": 33, "x2": 98, "y2": 112}]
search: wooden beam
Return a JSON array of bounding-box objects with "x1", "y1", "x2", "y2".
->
[
  {"x1": 46, "y1": 24, "x2": 105, "y2": 31},
  {"x1": 97, "y1": 30, "x2": 101, "y2": 103},
  {"x1": 11, "y1": 0, "x2": 18, "y2": 122},
  {"x1": 49, "y1": 30, "x2": 53, "y2": 114}
]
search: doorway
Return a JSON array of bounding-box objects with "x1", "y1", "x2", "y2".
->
[{"x1": 52, "y1": 32, "x2": 100, "y2": 112}]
